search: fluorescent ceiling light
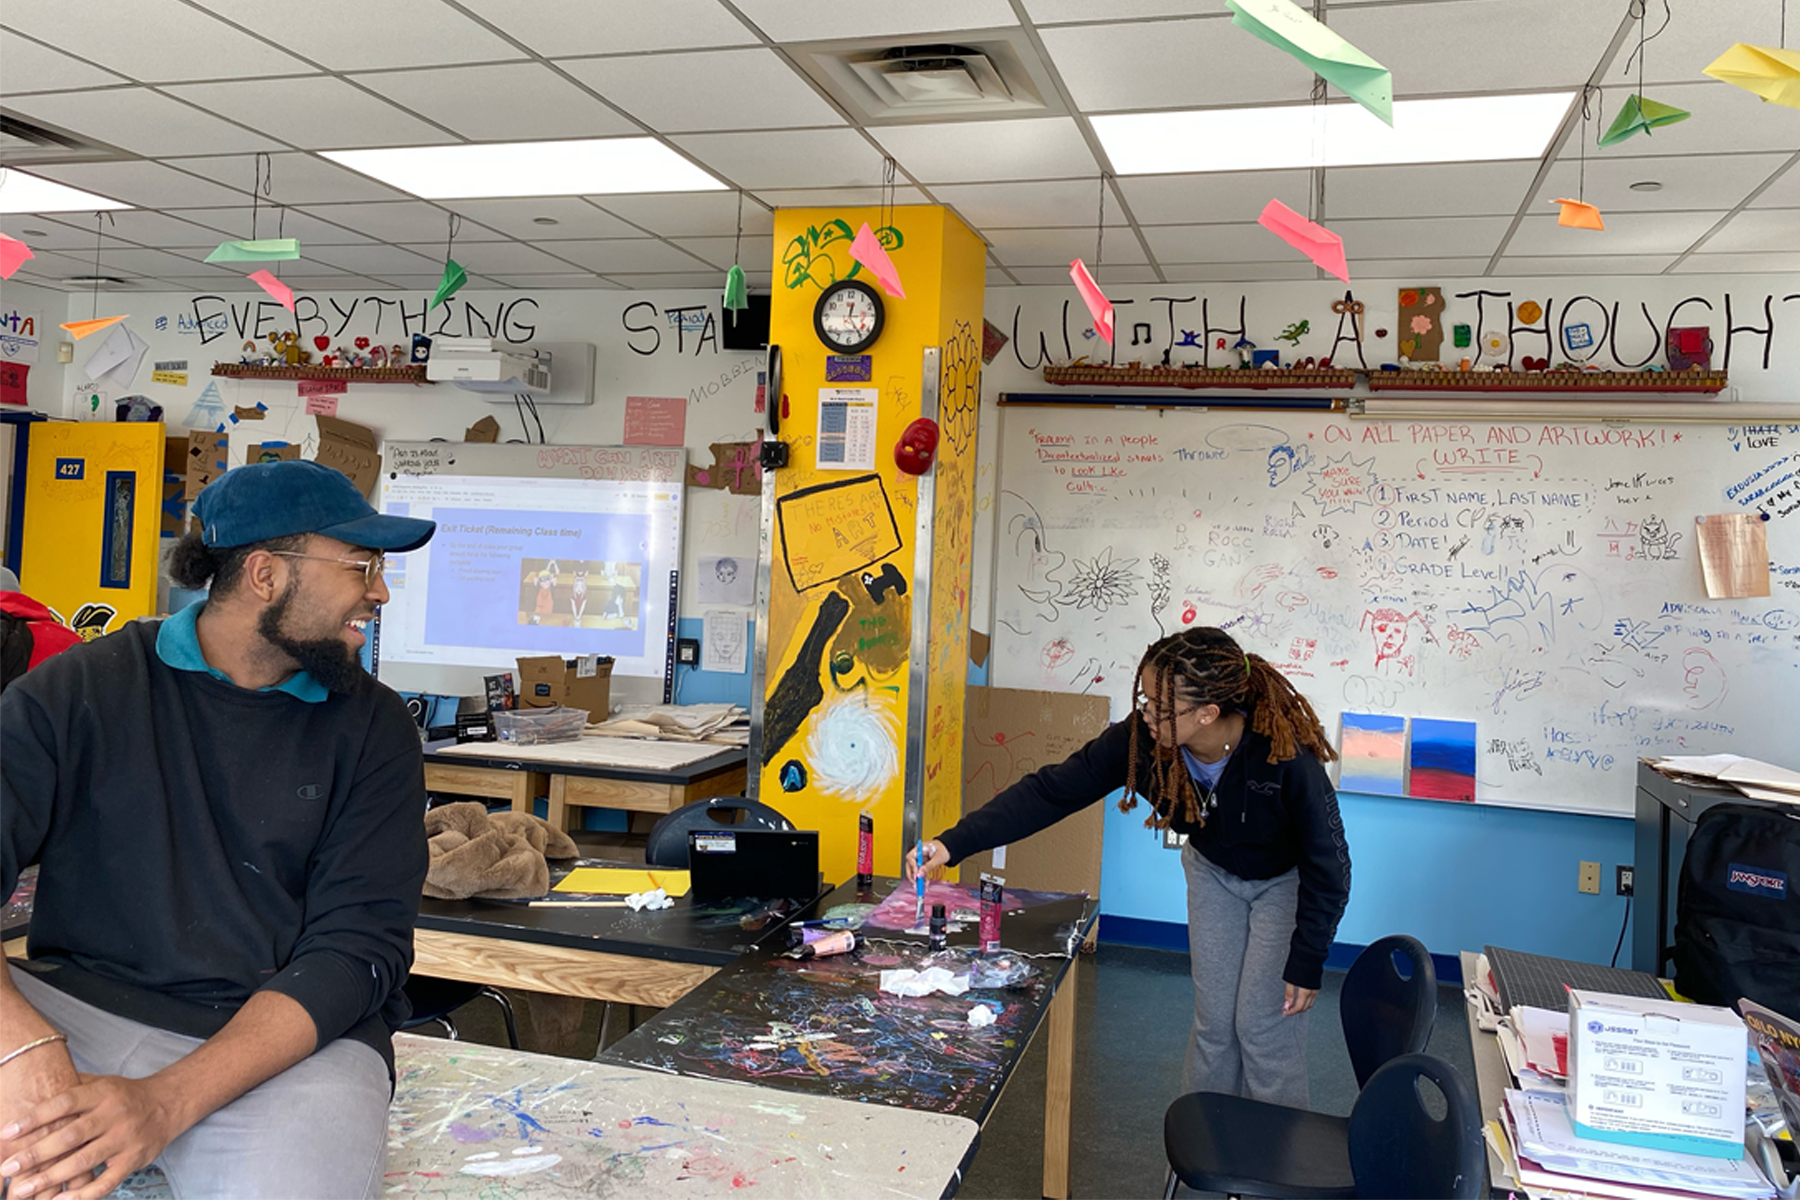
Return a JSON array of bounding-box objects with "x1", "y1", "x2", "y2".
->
[
  {"x1": 321, "y1": 138, "x2": 726, "y2": 199},
  {"x1": 0, "y1": 169, "x2": 131, "y2": 214},
  {"x1": 1093, "y1": 93, "x2": 1576, "y2": 174}
]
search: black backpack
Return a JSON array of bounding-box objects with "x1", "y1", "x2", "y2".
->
[
  {"x1": 1672, "y1": 802, "x2": 1800, "y2": 1020},
  {"x1": 0, "y1": 611, "x2": 33, "y2": 693}
]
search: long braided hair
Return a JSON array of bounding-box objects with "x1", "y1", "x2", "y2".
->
[{"x1": 1121, "y1": 627, "x2": 1337, "y2": 831}]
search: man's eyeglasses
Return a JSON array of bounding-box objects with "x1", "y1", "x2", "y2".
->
[{"x1": 269, "y1": 551, "x2": 386, "y2": 590}]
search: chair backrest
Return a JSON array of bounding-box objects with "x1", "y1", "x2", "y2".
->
[
  {"x1": 1347, "y1": 1053, "x2": 1485, "y2": 1199},
  {"x1": 645, "y1": 796, "x2": 795, "y2": 868},
  {"x1": 1339, "y1": 934, "x2": 1438, "y2": 1089}
]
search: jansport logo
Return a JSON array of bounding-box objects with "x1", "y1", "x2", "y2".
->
[{"x1": 1726, "y1": 863, "x2": 1788, "y2": 899}]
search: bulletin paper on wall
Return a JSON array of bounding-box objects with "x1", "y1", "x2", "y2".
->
[
  {"x1": 702, "y1": 608, "x2": 748, "y2": 674},
  {"x1": 816, "y1": 387, "x2": 877, "y2": 471}
]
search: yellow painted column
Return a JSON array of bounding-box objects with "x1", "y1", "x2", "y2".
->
[{"x1": 758, "y1": 206, "x2": 985, "y2": 883}]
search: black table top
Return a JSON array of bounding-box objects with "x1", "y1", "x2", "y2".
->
[
  {"x1": 415, "y1": 857, "x2": 831, "y2": 967},
  {"x1": 422, "y1": 738, "x2": 748, "y2": 786},
  {"x1": 598, "y1": 876, "x2": 1099, "y2": 1124}
]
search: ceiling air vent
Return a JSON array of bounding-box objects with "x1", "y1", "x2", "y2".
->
[
  {"x1": 787, "y1": 31, "x2": 1062, "y2": 124},
  {"x1": 851, "y1": 46, "x2": 1012, "y2": 107}
]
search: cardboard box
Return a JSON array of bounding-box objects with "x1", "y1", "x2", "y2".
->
[
  {"x1": 1566, "y1": 989, "x2": 1746, "y2": 1159},
  {"x1": 313, "y1": 414, "x2": 381, "y2": 499},
  {"x1": 956, "y1": 686, "x2": 1111, "y2": 897},
  {"x1": 245, "y1": 441, "x2": 301, "y2": 465},
  {"x1": 515, "y1": 654, "x2": 613, "y2": 723}
]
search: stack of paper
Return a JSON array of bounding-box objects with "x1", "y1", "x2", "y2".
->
[
  {"x1": 586, "y1": 703, "x2": 749, "y2": 745},
  {"x1": 1652, "y1": 755, "x2": 1800, "y2": 805},
  {"x1": 1499, "y1": 1088, "x2": 1775, "y2": 1200},
  {"x1": 1497, "y1": 1006, "x2": 1570, "y2": 1093}
]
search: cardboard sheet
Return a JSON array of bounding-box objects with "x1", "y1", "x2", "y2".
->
[{"x1": 553, "y1": 868, "x2": 691, "y2": 897}]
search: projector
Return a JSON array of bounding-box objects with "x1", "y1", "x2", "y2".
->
[{"x1": 425, "y1": 339, "x2": 552, "y2": 394}]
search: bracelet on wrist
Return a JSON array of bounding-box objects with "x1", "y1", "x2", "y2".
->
[{"x1": 0, "y1": 1032, "x2": 68, "y2": 1069}]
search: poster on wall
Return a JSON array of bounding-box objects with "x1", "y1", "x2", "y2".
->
[
  {"x1": 0, "y1": 309, "x2": 40, "y2": 365},
  {"x1": 816, "y1": 387, "x2": 877, "y2": 471}
]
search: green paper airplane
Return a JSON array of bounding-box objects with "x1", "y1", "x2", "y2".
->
[
  {"x1": 204, "y1": 237, "x2": 301, "y2": 263},
  {"x1": 723, "y1": 264, "x2": 747, "y2": 324},
  {"x1": 430, "y1": 258, "x2": 467, "y2": 310},
  {"x1": 1597, "y1": 94, "x2": 1691, "y2": 147},
  {"x1": 1227, "y1": 0, "x2": 1393, "y2": 126}
]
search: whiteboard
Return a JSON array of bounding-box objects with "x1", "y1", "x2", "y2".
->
[{"x1": 988, "y1": 405, "x2": 1800, "y2": 818}]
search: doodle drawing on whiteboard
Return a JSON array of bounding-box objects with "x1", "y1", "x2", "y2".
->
[{"x1": 1681, "y1": 647, "x2": 1727, "y2": 710}]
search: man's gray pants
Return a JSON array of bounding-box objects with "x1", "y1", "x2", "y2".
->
[
  {"x1": 1181, "y1": 843, "x2": 1311, "y2": 1107},
  {"x1": 9, "y1": 964, "x2": 388, "y2": 1199}
]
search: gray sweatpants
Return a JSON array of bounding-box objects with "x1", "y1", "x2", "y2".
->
[
  {"x1": 1181, "y1": 843, "x2": 1310, "y2": 1107},
  {"x1": 8, "y1": 964, "x2": 389, "y2": 1199}
]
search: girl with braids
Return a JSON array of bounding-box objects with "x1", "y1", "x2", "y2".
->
[{"x1": 910, "y1": 626, "x2": 1350, "y2": 1106}]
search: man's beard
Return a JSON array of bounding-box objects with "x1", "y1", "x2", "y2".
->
[{"x1": 257, "y1": 581, "x2": 368, "y2": 694}]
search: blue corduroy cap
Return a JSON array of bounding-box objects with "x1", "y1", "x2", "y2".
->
[{"x1": 194, "y1": 459, "x2": 435, "y2": 552}]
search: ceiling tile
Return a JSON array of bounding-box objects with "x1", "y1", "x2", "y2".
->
[
  {"x1": 599, "y1": 272, "x2": 724, "y2": 289},
  {"x1": 749, "y1": 186, "x2": 929, "y2": 209},
  {"x1": 398, "y1": 240, "x2": 577, "y2": 274},
  {"x1": 1696, "y1": 209, "x2": 1800, "y2": 254},
  {"x1": 1330, "y1": 215, "x2": 1514, "y2": 258},
  {"x1": 727, "y1": 0, "x2": 1018, "y2": 41},
  {"x1": 594, "y1": 191, "x2": 776, "y2": 237},
  {"x1": 24, "y1": 160, "x2": 251, "y2": 207},
  {"x1": 72, "y1": 245, "x2": 230, "y2": 275},
  {"x1": 1750, "y1": 159, "x2": 1800, "y2": 209},
  {"x1": 1534, "y1": 152, "x2": 1791, "y2": 215},
  {"x1": 469, "y1": 0, "x2": 755, "y2": 54},
  {"x1": 672, "y1": 130, "x2": 888, "y2": 189},
  {"x1": 985, "y1": 226, "x2": 1148, "y2": 266},
  {"x1": 560, "y1": 48, "x2": 843, "y2": 133},
  {"x1": 169, "y1": 152, "x2": 409, "y2": 203},
  {"x1": 537, "y1": 239, "x2": 713, "y2": 273},
  {"x1": 0, "y1": 0, "x2": 312, "y2": 81},
  {"x1": 0, "y1": 216, "x2": 107, "y2": 251},
  {"x1": 23, "y1": 248, "x2": 152, "y2": 278},
  {"x1": 439, "y1": 197, "x2": 648, "y2": 240},
  {"x1": 0, "y1": 31, "x2": 129, "y2": 91},
  {"x1": 1493, "y1": 255, "x2": 1676, "y2": 275},
  {"x1": 1672, "y1": 251, "x2": 1800, "y2": 274},
  {"x1": 1589, "y1": 82, "x2": 1800, "y2": 156},
  {"x1": 45, "y1": 209, "x2": 237, "y2": 248},
  {"x1": 152, "y1": 275, "x2": 271, "y2": 291},
  {"x1": 1328, "y1": 162, "x2": 1541, "y2": 219},
  {"x1": 1117, "y1": 170, "x2": 1313, "y2": 225},
  {"x1": 931, "y1": 179, "x2": 1132, "y2": 230},
  {"x1": 871, "y1": 118, "x2": 1098, "y2": 184},
  {"x1": 1159, "y1": 261, "x2": 1320, "y2": 282},
  {"x1": 164, "y1": 206, "x2": 381, "y2": 246},
  {"x1": 1345, "y1": 258, "x2": 1494, "y2": 277},
  {"x1": 1143, "y1": 222, "x2": 1283, "y2": 263},
  {"x1": 1041, "y1": 17, "x2": 1310, "y2": 111},
  {"x1": 1504, "y1": 210, "x2": 1721, "y2": 256},
  {"x1": 166, "y1": 77, "x2": 456, "y2": 151},
  {"x1": 1620, "y1": 0, "x2": 1784, "y2": 87},
  {"x1": 1025, "y1": 1, "x2": 1230, "y2": 21},
  {"x1": 190, "y1": 0, "x2": 522, "y2": 71},
  {"x1": 351, "y1": 63, "x2": 639, "y2": 141},
  {"x1": 305, "y1": 244, "x2": 443, "y2": 275},
  {"x1": 4, "y1": 88, "x2": 280, "y2": 157},
  {"x1": 484, "y1": 273, "x2": 619, "y2": 289},
  {"x1": 666, "y1": 235, "x2": 775, "y2": 270},
  {"x1": 1328, "y1": 1, "x2": 1622, "y2": 94},
  {"x1": 1003, "y1": 264, "x2": 1160, "y2": 286},
  {"x1": 296, "y1": 202, "x2": 499, "y2": 243}
]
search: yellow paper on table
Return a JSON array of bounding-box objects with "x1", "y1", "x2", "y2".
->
[
  {"x1": 1226, "y1": 0, "x2": 1393, "y2": 125},
  {"x1": 1704, "y1": 43, "x2": 1800, "y2": 110},
  {"x1": 552, "y1": 868, "x2": 691, "y2": 897}
]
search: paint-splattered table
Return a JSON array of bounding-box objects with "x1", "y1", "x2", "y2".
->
[{"x1": 602, "y1": 877, "x2": 1098, "y2": 1199}]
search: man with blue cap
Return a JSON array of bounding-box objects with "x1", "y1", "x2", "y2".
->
[{"x1": 0, "y1": 459, "x2": 437, "y2": 1199}]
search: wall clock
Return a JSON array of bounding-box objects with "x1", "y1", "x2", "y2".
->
[{"x1": 812, "y1": 279, "x2": 884, "y2": 353}]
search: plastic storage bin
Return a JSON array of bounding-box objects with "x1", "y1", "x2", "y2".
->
[{"x1": 492, "y1": 705, "x2": 588, "y2": 745}]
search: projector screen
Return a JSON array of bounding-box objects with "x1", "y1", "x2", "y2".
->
[{"x1": 374, "y1": 443, "x2": 685, "y2": 699}]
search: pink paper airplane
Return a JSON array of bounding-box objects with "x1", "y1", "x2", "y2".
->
[
  {"x1": 1070, "y1": 259, "x2": 1114, "y2": 344},
  {"x1": 0, "y1": 234, "x2": 34, "y2": 280},
  {"x1": 849, "y1": 222, "x2": 905, "y2": 299},
  {"x1": 1257, "y1": 199, "x2": 1350, "y2": 283},
  {"x1": 247, "y1": 268, "x2": 294, "y2": 311}
]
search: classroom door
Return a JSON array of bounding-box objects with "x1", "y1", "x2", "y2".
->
[{"x1": 19, "y1": 421, "x2": 164, "y2": 640}]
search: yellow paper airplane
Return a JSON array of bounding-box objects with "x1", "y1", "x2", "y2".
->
[
  {"x1": 1704, "y1": 43, "x2": 1800, "y2": 109},
  {"x1": 60, "y1": 315, "x2": 129, "y2": 340},
  {"x1": 1551, "y1": 198, "x2": 1605, "y2": 230}
]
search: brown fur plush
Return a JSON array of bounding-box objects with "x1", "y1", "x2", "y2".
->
[{"x1": 422, "y1": 801, "x2": 580, "y2": 900}]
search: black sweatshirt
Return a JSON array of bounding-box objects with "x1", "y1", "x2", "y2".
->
[
  {"x1": 937, "y1": 718, "x2": 1352, "y2": 989},
  {"x1": 1, "y1": 620, "x2": 428, "y2": 1080}
]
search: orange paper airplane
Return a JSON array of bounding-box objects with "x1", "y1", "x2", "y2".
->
[
  {"x1": 60, "y1": 315, "x2": 130, "y2": 339},
  {"x1": 1551, "y1": 198, "x2": 1604, "y2": 230}
]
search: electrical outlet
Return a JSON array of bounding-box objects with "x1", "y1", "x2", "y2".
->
[
  {"x1": 676, "y1": 638, "x2": 700, "y2": 666},
  {"x1": 1579, "y1": 861, "x2": 1602, "y2": 894},
  {"x1": 1163, "y1": 828, "x2": 1188, "y2": 851},
  {"x1": 1617, "y1": 865, "x2": 1634, "y2": 897}
]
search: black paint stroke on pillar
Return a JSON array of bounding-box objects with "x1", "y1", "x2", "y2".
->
[{"x1": 762, "y1": 592, "x2": 851, "y2": 764}]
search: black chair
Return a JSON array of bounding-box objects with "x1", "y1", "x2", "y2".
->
[
  {"x1": 1162, "y1": 935, "x2": 1438, "y2": 1199},
  {"x1": 401, "y1": 976, "x2": 520, "y2": 1050},
  {"x1": 644, "y1": 796, "x2": 794, "y2": 868},
  {"x1": 1347, "y1": 1054, "x2": 1485, "y2": 1199}
]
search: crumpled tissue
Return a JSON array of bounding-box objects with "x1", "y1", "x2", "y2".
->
[
  {"x1": 626, "y1": 888, "x2": 673, "y2": 911},
  {"x1": 967, "y1": 1004, "x2": 997, "y2": 1028},
  {"x1": 878, "y1": 966, "x2": 970, "y2": 997}
]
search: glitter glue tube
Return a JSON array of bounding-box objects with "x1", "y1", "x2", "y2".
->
[
  {"x1": 929, "y1": 903, "x2": 947, "y2": 952},
  {"x1": 791, "y1": 929, "x2": 857, "y2": 959},
  {"x1": 857, "y1": 811, "x2": 874, "y2": 890},
  {"x1": 979, "y1": 874, "x2": 1004, "y2": 953}
]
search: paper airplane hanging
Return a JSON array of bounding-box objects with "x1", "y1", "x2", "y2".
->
[
  {"x1": 1257, "y1": 199, "x2": 1351, "y2": 282},
  {"x1": 1597, "y1": 94, "x2": 1691, "y2": 146},
  {"x1": 60, "y1": 315, "x2": 129, "y2": 340},
  {"x1": 204, "y1": 238, "x2": 300, "y2": 264},
  {"x1": 1551, "y1": 198, "x2": 1605, "y2": 230},
  {"x1": 1226, "y1": 0, "x2": 1393, "y2": 125},
  {"x1": 430, "y1": 258, "x2": 467, "y2": 310},
  {"x1": 247, "y1": 268, "x2": 295, "y2": 311},
  {"x1": 0, "y1": 234, "x2": 34, "y2": 280},
  {"x1": 723, "y1": 264, "x2": 747, "y2": 323},
  {"x1": 1704, "y1": 43, "x2": 1800, "y2": 109},
  {"x1": 849, "y1": 222, "x2": 905, "y2": 299},
  {"x1": 83, "y1": 322, "x2": 150, "y2": 388},
  {"x1": 1069, "y1": 259, "x2": 1114, "y2": 345}
]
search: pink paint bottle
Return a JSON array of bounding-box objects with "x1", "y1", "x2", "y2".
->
[
  {"x1": 979, "y1": 874, "x2": 1005, "y2": 953},
  {"x1": 857, "y1": 811, "x2": 874, "y2": 890}
]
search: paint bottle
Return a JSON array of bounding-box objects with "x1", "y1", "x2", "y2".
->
[
  {"x1": 789, "y1": 928, "x2": 857, "y2": 960},
  {"x1": 928, "y1": 903, "x2": 947, "y2": 952},
  {"x1": 979, "y1": 874, "x2": 1005, "y2": 954},
  {"x1": 857, "y1": 810, "x2": 874, "y2": 890}
]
